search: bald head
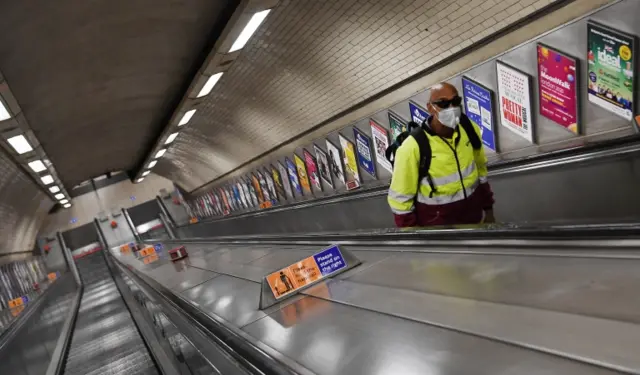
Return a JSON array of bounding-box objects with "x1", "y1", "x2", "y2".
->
[{"x1": 429, "y1": 82, "x2": 458, "y2": 103}]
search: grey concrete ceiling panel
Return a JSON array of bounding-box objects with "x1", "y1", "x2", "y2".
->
[{"x1": 0, "y1": 0, "x2": 237, "y2": 188}]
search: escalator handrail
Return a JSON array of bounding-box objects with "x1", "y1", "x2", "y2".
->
[
  {"x1": 145, "y1": 222, "x2": 640, "y2": 249},
  {"x1": 109, "y1": 254, "x2": 311, "y2": 375},
  {"x1": 181, "y1": 133, "x2": 640, "y2": 227}
]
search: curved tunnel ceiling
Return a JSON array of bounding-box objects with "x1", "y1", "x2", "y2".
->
[
  {"x1": 157, "y1": 0, "x2": 562, "y2": 191},
  {"x1": 0, "y1": 0, "x2": 238, "y2": 189}
]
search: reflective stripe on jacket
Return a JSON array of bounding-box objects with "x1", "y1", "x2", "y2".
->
[{"x1": 387, "y1": 118, "x2": 493, "y2": 227}]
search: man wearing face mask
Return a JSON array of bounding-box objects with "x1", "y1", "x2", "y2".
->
[{"x1": 387, "y1": 82, "x2": 495, "y2": 227}]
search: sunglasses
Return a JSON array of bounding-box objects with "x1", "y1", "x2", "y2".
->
[{"x1": 431, "y1": 95, "x2": 462, "y2": 108}]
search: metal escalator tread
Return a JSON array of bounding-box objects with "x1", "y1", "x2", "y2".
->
[{"x1": 63, "y1": 251, "x2": 159, "y2": 375}]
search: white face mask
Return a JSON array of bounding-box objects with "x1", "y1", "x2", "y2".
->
[{"x1": 436, "y1": 107, "x2": 461, "y2": 129}]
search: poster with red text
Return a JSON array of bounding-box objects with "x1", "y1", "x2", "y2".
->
[
  {"x1": 497, "y1": 61, "x2": 535, "y2": 143},
  {"x1": 537, "y1": 44, "x2": 580, "y2": 134},
  {"x1": 303, "y1": 149, "x2": 322, "y2": 191}
]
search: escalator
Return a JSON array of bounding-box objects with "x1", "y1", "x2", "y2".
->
[{"x1": 63, "y1": 250, "x2": 159, "y2": 375}]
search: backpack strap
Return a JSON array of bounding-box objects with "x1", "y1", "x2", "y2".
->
[
  {"x1": 458, "y1": 113, "x2": 482, "y2": 150},
  {"x1": 410, "y1": 126, "x2": 435, "y2": 197}
]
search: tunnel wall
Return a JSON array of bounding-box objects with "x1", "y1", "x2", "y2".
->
[{"x1": 184, "y1": 0, "x2": 639, "y2": 226}]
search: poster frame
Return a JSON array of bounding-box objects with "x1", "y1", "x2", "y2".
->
[
  {"x1": 313, "y1": 144, "x2": 334, "y2": 189},
  {"x1": 461, "y1": 75, "x2": 499, "y2": 152},
  {"x1": 408, "y1": 100, "x2": 429, "y2": 125},
  {"x1": 496, "y1": 59, "x2": 537, "y2": 144},
  {"x1": 303, "y1": 148, "x2": 323, "y2": 192},
  {"x1": 325, "y1": 139, "x2": 346, "y2": 186},
  {"x1": 536, "y1": 42, "x2": 582, "y2": 135},
  {"x1": 277, "y1": 161, "x2": 294, "y2": 199},
  {"x1": 369, "y1": 119, "x2": 393, "y2": 173},
  {"x1": 338, "y1": 134, "x2": 361, "y2": 190},
  {"x1": 586, "y1": 21, "x2": 637, "y2": 122},
  {"x1": 285, "y1": 157, "x2": 303, "y2": 196},
  {"x1": 387, "y1": 110, "x2": 409, "y2": 141},
  {"x1": 353, "y1": 127, "x2": 377, "y2": 178},
  {"x1": 294, "y1": 153, "x2": 311, "y2": 194}
]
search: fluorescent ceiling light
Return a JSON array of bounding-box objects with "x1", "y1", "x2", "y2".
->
[
  {"x1": 178, "y1": 109, "x2": 196, "y2": 126},
  {"x1": 197, "y1": 72, "x2": 223, "y2": 98},
  {"x1": 155, "y1": 149, "x2": 166, "y2": 158},
  {"x1": 142, "y1": 170, "x2": 150, "y2": 177},
  {"x1": 41, "y1": 175, "x2": 54, "y2": 185},
  {"x1": 229, "y1": 9, "x2": 271, "y2": 53},
  {"x1": 147, "y1": 160, "x2": 157, "y2": 169},
  {"x1": 60, "y1": 199, "x2": 68, "y2": 204},
  {"x1": 0, "y1": 99, "x2": 10, "y2": 121},
  {"x1": 28, "y1": 160, "x2": 46, "y2": 173},
  {"x1": 63, "y1": 203, "x2": 71, "y2": 208},
  {"x1": 7, "y1": 135, "x2": 33, "y2": 154},
  {"x1": 54, "y1": 193, "x2": 65, "y2": 200},
  {"x1": 136, "y1": 178, "x2": 144, "y2": 183},
  {"x1": 164, "y1": 132, "x2": 179, "y2": 145},
  {"x1": 49, "y1": 186, "x2": 60, "y2": 193}
]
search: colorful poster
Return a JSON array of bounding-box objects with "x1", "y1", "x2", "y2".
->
[
  {"x1": 369, "y1": 120, "x2": 392, "y2": 173},
  {"x1": 587, "y1": 22, "x2": 635, "y2": 121},
  {"x1": 263, "y1": 168, "x2": 278, "y2": 202},
  {"x1": 232, "y1": 185, "x2": 242, "y2": 209},
  {"x1": 388, "y1": 111, "x2": 408, "y2": 140},
  {"x1": 314, "y1": 144, "x2": 334, "y2": 188},
  {"x1": 238, "y1": 182, "x2": 250, "y2": 208},
  {"x1": 285, "y1": 157, "x2": 302, "y2": 195},
  {"x1": 409, "y1": 101, "x2": 429, "y2": 125},
  {"x1": 251, "y1": 174, "x2": 265, "y2": 204},
  {"x1": 294, "y1": 154, "x2": 311, "y2": 193},
  {"x1": 462, "y1": 76, "x2": 497, "y2": 151},
  {"x1": 271, "y1": 166, "x2": 286, "y2": 201},
  {"x1": 354, "y1": 128, "x2": 376, "y2": 177},
  {"x1": 257, "y1": 171, "x2": 272, "y2": 203},
  {"x1": 339, "y1": 134, "x2": 361, "y2": 190},
  {"x1": 326, "y1": 140, "x2": 345, "y2": 185},
  {"x1": 278, "y1": 161, "x2": 294, "y2": 198},
  {"x1": 219, "y1": 188, "x2": 231, "y2": 213},
  {"x1": 496, "y1": 61, "x2": 535, "y2": 143},
  {"x1": 303, "y1": 149, "x2": 322, "y2": 191},
  {"x1": 246, "y1": 178, "x2": 259, "y2": 206},
  {"x1": 537, "y1": 45, "x2": 580, "y2": 134}
]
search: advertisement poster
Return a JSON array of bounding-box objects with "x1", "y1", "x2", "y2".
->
[
  {"x1": 285, "y1": 157, "x2": 302, "y2": 195},
  {"x1": 303, "y1": 149, "x2": 322, "y2": 191},
  {"x1": 587, "y1": 22, "x2": 635, "y2": 121},
  {"x1": 354, "y1": 128, "x2": 376, "y2": 177},
  {"x1": 271, "y1": 166, "x2": 286, "y2": 201},
  {"x1": 388, "y1": 111, "x2": 408, "y2": 140},
  {"x1": 369, "y1": 120, "x2": 393, "y2": 173},
  {"x1": 314, "y1": 144, "x2": 334, "y2": 188},
  {"x1": 219, "y1": 188, "x2": 231, "y2": 213},
  {"x1": 257, "y1": 171, "x2": 272, "y2": 203},
  {"x1": 246, "y1": 178, "x2": 259, "y2": 206},
  {"x1": 325, "y1": 140, "x2": 345, "y2": 185},
  {"x1": 496, "y1": 61, "x2": 535, "y2": 143},
  {"x1": 232, "y1": 185, "x2": 243, "y2": 209},
  {"x1": 235, "y1": 183, "x2": 246, "y2": 209},
  {"x1": 339, "y1": 134, "x2": 361, "y2": 190},
  {"x1": 263, "y1": 168, "x2": 278, "y2": 202},
  {"x1": 409, "y1": 101, "x2": 429, "y2": 125},
  {"x1": 278, "y1": 161, "x2": 294, "y2": 198},
  {"x1": 462, "y1": 76, "x2": 498, "y2": 151},
  {"x1": 537, "y1": 45, "x2": 580, "y2": 134},
  {"x1": 294, "y1": 154, "x2": 311, "y2": 193},
  {"x1": 251, "y1": 174, "x2": 265, "y2": 204},
  {"x1": 238, "y1": 182, "x2": 250, "y2": 208}
]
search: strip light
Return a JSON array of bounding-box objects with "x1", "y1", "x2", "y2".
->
[
  {"x1": 164, "y1": 132, "x2": 179, "y2": 145},
  {"x1": 49, "y1": 186, "x2": 60, "y2": 193},
  {"x1": 63, "y1": 203, "x2": 71, "y2": 208},
  {"x1": 155, "y1": 149, "x2": 166, "y2": 158},
  {"x1": 54, "y1": 193, "x2": 65, "y2": 200},
  {"x1": 28, "y1": 160, "x2": 46, "y2": 173},
  {"x1": 229, "y1": 9, "x2": 271, "y2": 53},
  {"x1": 7, "y1": 135, "x2": 33, "y2": 154},
  {"x1": 136, "y1": 178, "x2": 144, "y2": 183},
  {"x1": 60, "y1": 199, "x2": 69, "y2": 204},
  {"x1": 41, "y1": 175, "x2": 54, "y2": 185},
  {"x1": 147, "y1": 160, "x2": 157, "y2": 169},
  {"x1": 197, "y1": 72, "x2": 223, "y2": 98},
  {"x1": 0, "y1": 99, "x2": 10, "y2": 121},
  {"x1": 142, "y1": 170, "x2": 150, "y2": 177},
  {"x1": 178, "y1": 109, "x2": 196, "y2": 126}
]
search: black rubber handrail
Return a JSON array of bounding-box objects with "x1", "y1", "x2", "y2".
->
[{"x1": 182, "y1": 133, "x2": 640, "y2": 228}]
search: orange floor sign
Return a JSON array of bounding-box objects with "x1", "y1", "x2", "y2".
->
[
  {"x1": 48, "y1": 272, "x2": 57, "y2": 282},
  {"x1": 143, "y1": 254, "x2": 159, "y2": 264},
  {"x1": 139, "y1": 247, "x2": 156, "y2": 257},
  {"x1": 266, "y1": 245, "x2": 346, "y2": 299}
]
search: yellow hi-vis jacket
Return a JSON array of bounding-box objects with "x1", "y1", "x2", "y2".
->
[{"x1": 387, "y1": 119, "x2": 493, "y2": 227}]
